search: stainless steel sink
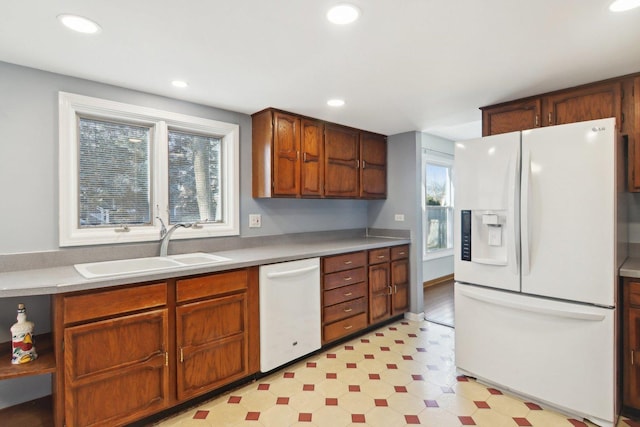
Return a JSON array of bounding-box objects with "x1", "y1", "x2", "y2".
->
[{"x1": 74, "y1": 253, "x2": 231, "y2": 278}]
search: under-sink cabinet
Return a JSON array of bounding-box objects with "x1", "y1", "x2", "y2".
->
[{"x1": 48, "y1": 267, "x2": 259, "y2": 427}]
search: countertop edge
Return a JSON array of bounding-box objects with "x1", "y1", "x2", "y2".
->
[{"x1": 620, "y1": 256, "x2": 640, "y2": 279}]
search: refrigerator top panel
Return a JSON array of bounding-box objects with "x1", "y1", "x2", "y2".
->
[
  {"x1": 520, "y1": 118, "x2": 617, "y2": 307},
  {"x1": 454, "y1": 132, "x2": 520, "y2": 292}
]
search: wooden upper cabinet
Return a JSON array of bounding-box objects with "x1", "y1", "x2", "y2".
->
[
  {"x1": 360, "y1": 132, "x2": 387, "y2": 198},
  {"x1": 272, "y1": 111, "x2": 301, "y2": 196},
  {"x1": 543, "y1": 81, "x2": 622, "y2": 128},
  {"x1": 481, "y1": 98, "x2": 541, "y2": 136},
  {"x1": 324, "y1": 124, "x2": 360, "y2": 198},
  {"x1": 300, "y1": 118, "x2": 324, "y2": 197},
  {"x1": 252, "y1": 109, "x2": 304, "y2": 198},
  {"x1": 252, "y1": 108, "x2": 387, "y2": 199}
]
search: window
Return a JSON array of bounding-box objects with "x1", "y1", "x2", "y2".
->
[
  {"x1": 59, "y1": 92, "x2": 239, "y2": 246},
  {"x1": 423, "y1": 150, "x2": 454, "y2": 259}
]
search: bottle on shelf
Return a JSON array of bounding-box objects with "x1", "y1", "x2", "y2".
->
[{"x1": 10, "y1": 303, "x2": 37, "y2": 364}]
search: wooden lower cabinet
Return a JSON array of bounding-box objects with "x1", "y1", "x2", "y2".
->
[
  {"x1": 176, "y1": 270, "x2": 253, "y2": 401},
  {"x1": 624, "y1": 279, "x2": 640, "y2": 410},
  {"x1": 55, "y1": 268, "x2": 259, "y2": 427},
  {"x1": 391, "y1": 246, "x2": 410, "y2": 315},
  {"x1": 369, "y1": 246, "x2": 411, "y2": 324},
  {"x1": 63, "y1": 309, "x2": 170, "y2": 427},
  {"x1": 321, "y1": 251, "x2": 369, "y2": 343}
]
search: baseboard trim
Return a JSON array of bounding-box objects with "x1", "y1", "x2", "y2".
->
[
  {"x1": 423, "y1": 273, "x2": 454, "y2": 289},
  {"x1": 404, "y1": 312, "x2": 425, "y2": 322}
]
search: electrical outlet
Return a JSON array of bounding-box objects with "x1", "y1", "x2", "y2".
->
[
  {"x1": 249, "y1": 214, "x2": 262, "y2": 228},
  {"x1": 394, "y1": 214, "x2": 405, "y2": 222}
]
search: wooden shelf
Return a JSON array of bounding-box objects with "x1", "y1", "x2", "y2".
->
[
  {"x1": 0, "y1": 333, "x2": 55, "y2": 380},
  {"x1": 0, "y1": 395, "x2": 53, "y2": 427}
]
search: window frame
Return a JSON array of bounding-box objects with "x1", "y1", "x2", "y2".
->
[
  {"x1": 422, "y1": 150, "x2": 454, "y2": 261},
  {"x1": 59, "y1": 92, "x2": 239, "y2": 247}
]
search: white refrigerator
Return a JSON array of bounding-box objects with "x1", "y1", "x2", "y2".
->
[{"x1": 453, "y1": 118, "x2": 627, "y2": 427}]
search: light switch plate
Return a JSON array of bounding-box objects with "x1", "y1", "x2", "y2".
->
[{"x1": 394, "y1": 214, "x2": 405, "y2": 221}]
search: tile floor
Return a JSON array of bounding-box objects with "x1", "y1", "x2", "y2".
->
[{"x1": 155, "y1": 319, "x2": 637, "y2": 427}]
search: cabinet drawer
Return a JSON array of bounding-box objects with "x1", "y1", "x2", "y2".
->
[
  {"x1": 369, "y1": 248, "x2": 390, "y2": 265},
  {"x1": 63, "y1": 282, "x2": 167, "y2": 324},
  {"x1": 323, "y1": 313, "x2": 367, "y2": 343},
  {"x1": 629, "y1": 282, "x2": 640, "y2": 308},
  {"x1": 177, "y1": 269, "x2": 248, "y2": 303},
  {"x1": 324, "y1": 282, "x2": 367, "y2": 307},
  {"x1": 323, "y1": 251, "x2": 366, "y2": 273},
  {"x1": 323, "y1": 267, "x2": 366, "y2": 291},
  {"x1": 391, "y1": 245, "x2": 409, "y2": 260},
  {"x1": 323, "y1": 297, "x2": 367, "y2": 324}
]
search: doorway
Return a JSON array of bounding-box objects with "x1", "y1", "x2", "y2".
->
[{"x1": 423, "y1": 275, "x2": 454, "y2": 327}]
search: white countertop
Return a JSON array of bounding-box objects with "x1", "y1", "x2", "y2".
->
[{"x1": 0, "y1": 236, "x2": 410, "y2": 297}]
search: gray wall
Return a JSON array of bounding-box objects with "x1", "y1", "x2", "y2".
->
[
  {"x1": 421, "y1": 133, "x2": 455, "y2": 283},
  {"x1": 0, "y1": 61, "x2": 368, "y2": 254},
  {"x1": 369, "y1": 131, "x2": 423, "y2": 314}
]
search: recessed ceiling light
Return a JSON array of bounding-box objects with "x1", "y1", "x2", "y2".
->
[
  {"x1": 327, "y1": 99, "x2": 345, "y2": 107},
  {"x1": 171, "y1": 80, "x2": 189, "y2": 88},
  {"x1": 57, "y1": 14, "x2": 101, "y2": 34},
  {"x1": 327, "y1": 4, "x2": 360, "y2": 25},
  {"x1": 609, "y1": 0, "x2": 640, "y2": 11}
]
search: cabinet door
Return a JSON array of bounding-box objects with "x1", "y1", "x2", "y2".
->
[
  {"x1": 360, "y1": 132, "x2": 386, "y2": 198},
  {"x1": 273, "y1": 111, "x2": 300, "y2": 196},
  {"x1": 324, "y1": 124, "x2": 359, "y2": 198},
  {"x1": 369, "y1": 262, "x2": 391, "y2": 324},
  {"x1": 543, "y1": 81, "x2": 621, "y2": 127},
  {"x1": 391, "y1": 259, "x2": 409, "y2": 315},
  {"x1": 176, "y1": 293, "x2": 249, "y2": 401},
  {"x1": 64, "y1": 309, "x2": 169, "y2": 427},
  {"x1": 481, "y1": 99, "x2": 541, "y2": 136},
  {"x1": 626, "y1": 306, "x2": 640, "y2": 409},
  {"x1": 300, "y1": 118, "x2": 324, "y2": 196}
]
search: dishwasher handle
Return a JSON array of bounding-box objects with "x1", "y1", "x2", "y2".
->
[{"x1": 265, "y1": 264, "x2": 319, "y2": 279}]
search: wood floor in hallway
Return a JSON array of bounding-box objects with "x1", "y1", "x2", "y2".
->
[{"x1": 423, "y1": 280, "x2": 454, "y2": 328}]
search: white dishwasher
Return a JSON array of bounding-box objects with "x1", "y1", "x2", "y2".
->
[{"x1": 259, "y1": 257, "x2": 321, "y2": 372}]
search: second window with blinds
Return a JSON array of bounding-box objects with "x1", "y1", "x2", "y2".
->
[{"x1": 59, "y1": 92, "x2": 239, "y2": 246}]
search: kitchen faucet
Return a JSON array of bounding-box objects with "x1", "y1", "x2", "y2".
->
[{"x1": 156, "y1": 217, "x2": 192, "y2": 257}]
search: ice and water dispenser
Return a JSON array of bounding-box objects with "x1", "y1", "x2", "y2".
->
[{"x1": 460, "y1": 210, "x2": 508, "y2": 265}]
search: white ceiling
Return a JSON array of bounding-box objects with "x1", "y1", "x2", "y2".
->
[{"x1": 2, "y1": 1, "x2": 640, "y2": 141}]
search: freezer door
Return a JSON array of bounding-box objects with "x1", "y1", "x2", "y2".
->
[
  {"x1": 455, "y1": 283, "x2": 615, "y2": 427},
  {"x1": 521, "y1": 118, "x2": 616, "y2": 306},
  {"x1": 454, "y1": 132, "x2": 520, "y2": 292}
]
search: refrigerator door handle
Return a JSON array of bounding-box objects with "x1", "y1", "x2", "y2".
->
[
  {"x1": 521, "y1": 148, "x2": 531, "y2": 276},
  {"x1": 459, "y1": 287, "x2": 606, "y2": 321},
  {"x1": 508, "y1": 153, "x2": 519, "y2": 276}
]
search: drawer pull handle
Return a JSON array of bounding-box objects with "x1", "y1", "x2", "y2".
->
[
  {"x1": 344, "y1": 325, "x2": 353, "y2": 330},
  {"x1": 344, "y1": 276, "x2": 352, "y2": 281},
  {"x1": 378, "y1": 255, "x2": 386, "y2": 259},
  {"x1": 344, "y1": 308, "x2": 353, "y2": 313},
  {"x1": 344, "y1": 292, "x2": 353, "y2": 296},
  {"x1": 398, "y1": 252, "x2": 405, "y2": 255},
  {"x1": 344, "y1": 260, "x2": 353, "y2": 265}
]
